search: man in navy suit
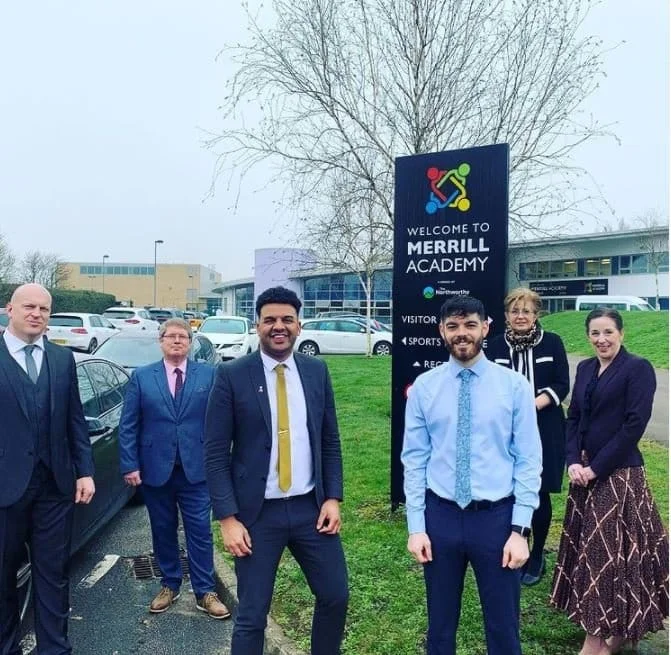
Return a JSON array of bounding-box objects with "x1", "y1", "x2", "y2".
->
[
  {"x1": 205, "y1": 286, "x2": 349, "y2": 655},
  {"x1": 119, "y1": 318, "x2": 229, "y2": 619},
  {"x1": 0, "y1": 283, "x2": 95, "y2": 655}
]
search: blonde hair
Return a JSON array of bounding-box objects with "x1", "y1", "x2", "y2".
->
[{"x1": 504, "y1": 287, "x2": 541, "y2": 314}]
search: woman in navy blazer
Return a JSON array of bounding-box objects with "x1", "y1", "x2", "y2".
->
[{"x1": 550, "y1": 308, "x2": 668, "y2": 655}]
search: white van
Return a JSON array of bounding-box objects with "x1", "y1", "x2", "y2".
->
[{"x1": 575, "y1": 295, "x2": 656, "y2": 311}]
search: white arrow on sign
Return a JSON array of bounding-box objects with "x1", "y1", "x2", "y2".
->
[
  {"x1": 401, "y1": 337, "x2": 407, "y2": 345},
  {"x1": 412, "y1": 361, "x2": 421, "y2": 367}
]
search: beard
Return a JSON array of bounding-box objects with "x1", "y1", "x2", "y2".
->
[{"x1": 447, "y1": 335, "x2": 484, "y2": 362}]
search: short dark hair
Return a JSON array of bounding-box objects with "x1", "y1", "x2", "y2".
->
[
  {"x1": 255, "y1": 286, "x2": 302, "y2": 318},
  {"x1": 585, "y1": 307, "x2": 623, "y2": 333},
  {"x1": 439, "y1": 295, "x2": 486, "y2": 322}
]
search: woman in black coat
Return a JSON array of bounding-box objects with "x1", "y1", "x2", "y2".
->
[{"x1": 487, "y1": 287, "x2": 569, "y2": 586}]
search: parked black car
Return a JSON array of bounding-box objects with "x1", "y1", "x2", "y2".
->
[
  {"x1": 91, "y1": 329, "x2": 220, "y2": 372},
  {"x1": 18, "y1": 356, "x2": 135, "y2": 622},
  {"x1": 147, "y1": 308, "x2": 184, "y2": 324}
]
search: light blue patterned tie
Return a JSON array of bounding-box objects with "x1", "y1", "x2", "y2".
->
[{"x1": 455, "y1": 368, "x2": 474, "y2": 508}]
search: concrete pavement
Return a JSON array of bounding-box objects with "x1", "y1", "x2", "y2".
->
[{"x1": 567, "y1": 355, "x2": 668, "y2": 444}]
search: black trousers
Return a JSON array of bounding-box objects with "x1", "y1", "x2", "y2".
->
[
  {"x1": 423, "y1": 491, "x2": 522, "y2": 655},
  {"x1": 232, "y1": 492, "x2": 349, "y2": 655},
  {"x1": 0, "y1": 463, "x2": 74, "y2": 655}
]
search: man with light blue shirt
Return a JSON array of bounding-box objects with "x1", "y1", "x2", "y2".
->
[{"x1": 401, "y1": 295, "x2": 541, "y2": 655}]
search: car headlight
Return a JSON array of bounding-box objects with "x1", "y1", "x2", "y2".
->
[{"x1": 231, "y1": 344, "x2": 242, "y2": 352}]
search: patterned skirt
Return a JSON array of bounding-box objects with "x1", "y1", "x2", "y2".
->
[{"x1": 550, "y1": 466, "x2": 669, "y2": 642}]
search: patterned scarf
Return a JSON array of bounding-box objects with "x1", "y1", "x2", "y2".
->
[
  {"x1": 504, "y1": 321, "x2": 543, "y2": 387},
  {"x1": 504, "y1": 321, "x2": 542, "y2": 352}
]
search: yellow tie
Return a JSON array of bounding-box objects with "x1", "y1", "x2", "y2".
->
[{"x1": 275, "y1": 364, "x2": 291, "y2": 492}]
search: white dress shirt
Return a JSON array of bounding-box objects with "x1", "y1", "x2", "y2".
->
[
  {"x1": 260, "y1": 350, "x2": 314, "y2": 499},
  {"x1": 3, "y1": 329, "x2": 45, "y2": 376}
]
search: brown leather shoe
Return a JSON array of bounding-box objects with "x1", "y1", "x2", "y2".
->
[
  {"x1": 149, "y1": 586, "x2": 180, "y2": 613},
  {"x1": 196, "y1": 592, "x2": 231, "y2": 619}
]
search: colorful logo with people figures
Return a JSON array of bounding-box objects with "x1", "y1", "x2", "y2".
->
[{"x1": 425, "y1": 163, "x2": 471, "y2": 214}]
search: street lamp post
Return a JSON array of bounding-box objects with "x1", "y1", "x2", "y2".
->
[
  {"x1": 188, "y1": 275, "x2": 193, "y2": 310},
  {"x1": 102, "y1": 254, "x2": 109, "y2": 293},
  {"x1": 153, "y1": 240, "x2": 164, "y2": 307}
]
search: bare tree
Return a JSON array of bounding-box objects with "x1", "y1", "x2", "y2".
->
[
  {"x1": 298, "y1": 175, "x2": 392, "y2": 355},
  {"x1": 635, "y1": 209, "x2": 667, "y2": 310},
  {"x1": 208, "y1": 0, "x2": 611, "y2": 236},
  {"x1": 0, "y1": 233, "x2": 16, "y2": 283},
  {"x1": 20, "y1": 251, "x2": 69, "y2": 288}
]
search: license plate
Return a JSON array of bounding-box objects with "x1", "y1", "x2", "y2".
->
[{"x1": 50, "y1": 338, "x2": 68, "y2": 345}]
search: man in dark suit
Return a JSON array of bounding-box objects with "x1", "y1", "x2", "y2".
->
[
  {"x1": 119, "y1": 318, "x2": 229, "y2": 619},
  {"x1": 205, "y1": 286, "x2": 349, "y2": 655},
  {"x1": 0, "y1": 283, "x2": 95, "y2": 655}
]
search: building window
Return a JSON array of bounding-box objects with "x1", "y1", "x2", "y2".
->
[
  {"x1": 585, "y1": 258, "x2": 611, "y2": 276},
  {"x1": 631, "y1": 254, "x2": 649, "y2": 274}
]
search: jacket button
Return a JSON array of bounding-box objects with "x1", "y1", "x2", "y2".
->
[
  {"x1": 261, "y1": 476, "x2": 267, "y2": 482},
  {"x1": 265, "y1": 445, "x2": 271, "y2": 451},
  {"x1": 27, "y1": 450, "x2": 34, "y2": 456}
]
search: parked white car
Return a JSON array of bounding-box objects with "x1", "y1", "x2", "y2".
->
[
  {"x1": 198, "y1": 316, "x2": 258, "y2": 360},
  {"x1": 102, "y1": 307, "x2": 160, "y2": 331},
  {"x1": 295, "y1": 318, "x2": 392, "y2": 356},
  {"x1": 47, "y1": 313, "x2": 118, "y2": 353}
]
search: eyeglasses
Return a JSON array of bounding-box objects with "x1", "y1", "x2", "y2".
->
[
  {"x1": 509, "y1": 308, "x2": 536, "y2": 316},
  {"x1": 161, "y1": 334, "x2": 191, "y2": 342}
]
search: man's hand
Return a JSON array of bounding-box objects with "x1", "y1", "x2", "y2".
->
[
  {"x1": 220, "y1": 516, "x2": 252, "y2": 557},
  {"x1": 75, "y1": 476, "x2": 95, "y2": 504},
  {"x1": 501, "y1": 532, "x2": 529, "y2": 570},
  {"x1": 316, "y1": 499, "x2": 341, "y2": 535},
  {"x1": 124, "y1": 471, "x2": 142, "y2": 487},
  {"x1": 407, "y1": 533, "x2": 433, "y2": 564}
]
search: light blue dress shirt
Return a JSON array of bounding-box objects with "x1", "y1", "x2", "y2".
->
[{"x1": 401, "y1": 353, "x2": 542, "y2": 534}]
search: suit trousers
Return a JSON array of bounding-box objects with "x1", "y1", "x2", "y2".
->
[
  {"x1": 423, "y1": 491, "x2": 522, "y2": 655},
  {"x1": 232, "y1": 492, "x2": 349, "y2": 655},
  {"x1": 0, "y1": 463, "x2": 74, "y2": 655},
  {"x1": 142, "y1": 465, "x2": 215, "y2": 597}
]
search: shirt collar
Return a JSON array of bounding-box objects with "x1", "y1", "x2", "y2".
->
[
  {"x1": 3, "y1": 329, "x2": 45, "y2": 355},
  {"x1": 163, "y1": 358, "x2": 188, "y2": 375},
  {"x1": 445, "y1": 352, "x2": 487, "y2": 378},
  {"x1": 260, "y1": 349, "x2": 296, "y2": 373}
]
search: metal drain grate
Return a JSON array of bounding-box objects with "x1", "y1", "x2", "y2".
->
[{"x1": 127, "y1": 551, "x2": 190, "y2": 580}]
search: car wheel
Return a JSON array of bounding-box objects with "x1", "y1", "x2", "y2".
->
[
  {"x1": 88, "y1": 338, "x2": 98, "y2": 354},
  {"x1": 299, "y1": 341, "x2": 319, "y2": 357},
  {"x1": 17, "y1": 543, "x2": 31, "y2": 623},
  {"x1": 373, "y1": 341, "x2": 391, "y2": 356}
]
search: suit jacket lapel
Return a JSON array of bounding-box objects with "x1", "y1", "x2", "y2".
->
[
  {"x1": 0, "y1": 337, "x2": 30, "y2": 422},
  {"x1": 43, "y1": 340, "x2": 58, "y2": 417},
  {"x1": 294, "y1": 355, "x2": 317, "y2": 449},
  {"x1": 154, "y1": 363, "x2": 177, "y2": 419},
  {"x1": 176, "y1": 361, "x2": 196, "y2": 416},
  {"x1": 592, "y1": 347, "x2": 628, "y2": 407},
  {"x1": 249, "y1": 352, "x2": 272, "y2": 437}
]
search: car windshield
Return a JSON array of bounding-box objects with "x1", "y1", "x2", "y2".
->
[
  {"x1": 103, "y1": 310, "x2": 135, "y2": 319},
  {"x1": 199, "y1": 318, "x2": 246, "y2": 334},
  {"x1": 95, "y1": 336, "x2": 192, "y2": 368},
  {"x1": 0, "y1": 314, "x2": 8, "y2": 327},
  {"x1": 49, "y1": 316, "x2": 84, "y2": 327},
  {"x1": 149, "y1": 310, "x2": 173, "y2": 320}
]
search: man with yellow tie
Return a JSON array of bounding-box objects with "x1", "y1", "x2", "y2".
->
[{"x1": 204, "y1": 286, "x2": 349, "y2": 655}]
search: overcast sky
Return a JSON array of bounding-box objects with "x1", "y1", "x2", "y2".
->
[{"x1": 0, "y1": 0, "x2": 668, "y2": 281}]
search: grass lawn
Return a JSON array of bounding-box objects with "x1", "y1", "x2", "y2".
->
[
  {"x1": 253, "y1": 356, "x2": 668, "y2": 655},
  {"x1": 541, "y1": 311, "x2": 669, "y2": 368}
]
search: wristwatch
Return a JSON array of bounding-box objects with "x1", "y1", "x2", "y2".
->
[{"x1": 511, "y1": 524, "x2": 531, "y2": 538}]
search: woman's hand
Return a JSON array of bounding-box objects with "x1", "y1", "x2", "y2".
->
[{"x1": 568, "y1": 463, "x2": 586, "y2": 486}]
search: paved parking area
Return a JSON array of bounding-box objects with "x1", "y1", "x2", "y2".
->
[{"x1": 20, "y1": 505, "x2": 233, "y2": 655}]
